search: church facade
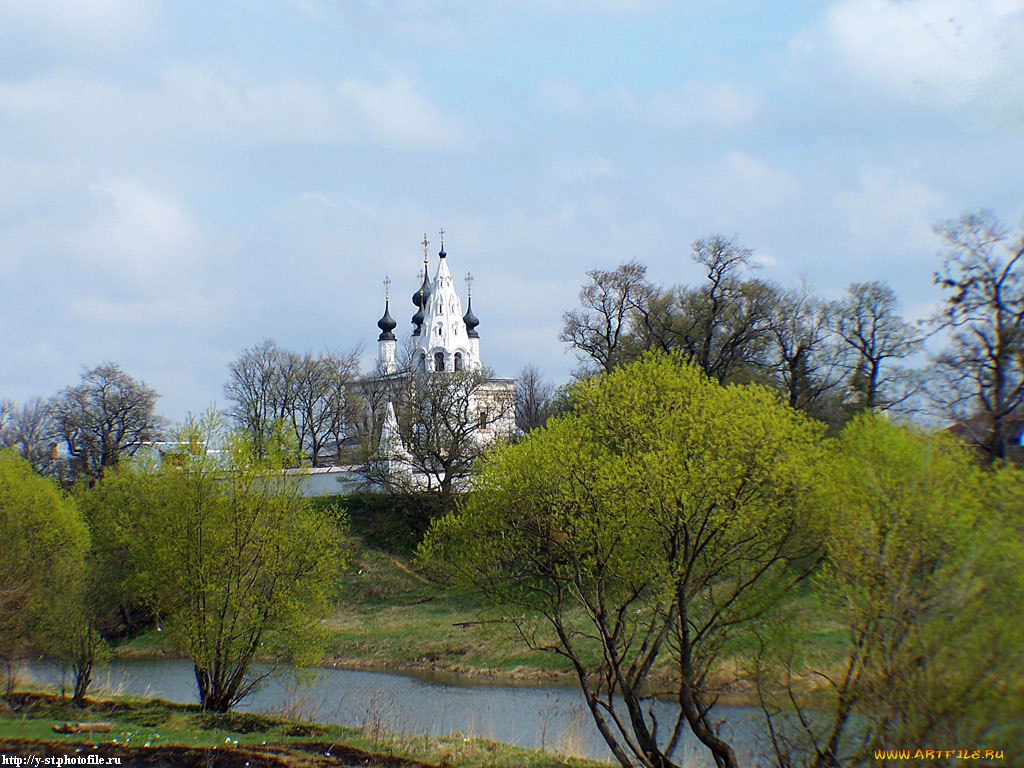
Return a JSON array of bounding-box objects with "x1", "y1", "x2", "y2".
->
[{"x1": 368, "y1": 233, "x2": 515, "y2": 491}]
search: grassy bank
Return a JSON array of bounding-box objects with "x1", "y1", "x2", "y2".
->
[
  {"x1": 115, "y1": 531, "x2": 598, "y2": 681},
  {"x1": 112, "y1": 495, "x2": 844, "y2": 700},
  {"x1": 0, "y1": 691, "x2": 603, "y2": 768}
]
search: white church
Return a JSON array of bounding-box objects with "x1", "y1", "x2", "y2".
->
[
  {"x1": 375, "y1": 232, "x2": 487, "y2": 376},
  {"x1": 296, "y1": 233, "x2": 514, "y2": 495},
  {"x1": 370, "y1": 233, "x2": 516, "y2": 486}
]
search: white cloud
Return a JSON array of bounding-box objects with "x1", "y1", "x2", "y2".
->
[
  {"x1": 651, "y1": 81, "x2": 759, "y2": 126},
  {"x1": 722, "y1": 151, "x2": 802, "y2": 203},
  {"x1": 71, "y1": 180, "x2": 203, "y2": 286},
  {"x1": 0, "y1": 67, "x2": 466, "y2": 150},
  {"x1": 672, "y1": 151, "x2": 802, "y2": 237},
  {"x1": 832, "y1": 167, "x2": 945, "y2": 276},
  {"x1": 554, "y1": 156, "x2": 616, "y2": 182},
  {"x1": 795, "y1": 0, "x2": 1024, "y2": 117},
  {"x1": 0, "y1": 0, "x2": 156, "y2": 52},
  {"x1": 338, "y1": 74, "x2": 468, "y2": 149},
  {"x1": 539, "y1": 78, "x2": 759, "y2": 128}
]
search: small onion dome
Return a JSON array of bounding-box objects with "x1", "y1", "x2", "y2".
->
[
  {"x1": 411, "y1": 305, "x2": 424, "y2": 336},
  {"x1": 412, "y1": 275, "x2": 432, "y2": 308},
  {"x1": 463, "y1": 297, "x2": 480, "y2": 338},
  {"x1": 439, "y1": 245, "x2": 447, "y2": 259},
  {"x1": 377, "y1": 300, "x2": 397, "y2": 341}
]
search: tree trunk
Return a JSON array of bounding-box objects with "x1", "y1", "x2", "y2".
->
[{"x1": 72, "y1": 658, "x2": 93, "y2": 706}]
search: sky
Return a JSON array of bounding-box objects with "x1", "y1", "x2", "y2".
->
[{"x1": 1, "y1": 0, "x2": 1022, "y2": 422}]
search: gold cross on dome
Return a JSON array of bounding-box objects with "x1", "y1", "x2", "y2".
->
[
  {"x1": 465, "y1": 272, "x2": 473, "y2": 297},
  {"x1": 421, "y1": 233, "x2": 429, "y2": 263},
  {"x1": 383, "y1": 276, "x2": 391, "y2": 300},
  {"x1": 439, "y1": 228, "x2": 445, "y2": 250}
]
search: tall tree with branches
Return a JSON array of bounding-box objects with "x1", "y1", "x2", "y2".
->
[
  {"x1": 0, "y1": 397, "x2": 57, "y2": 474},
  {"x1": 50, "y1": 364, "x2": 163, "y2": 482},
  {"x1": 829, "y1": 282, "x2": 920, "y2": 412},
  {"x1": 121, "y1": 414, "x2": 343, "y2": 712},
  {"x1": 561, "y1": 262, "x2": 650, "y2": 374},
  {"x1": 514, "y1": 364, "x2": 555, "y2": 435},
  {"x1": 423, "y1": 353, "x2": 824, "y2": 768},
  {"x1": 934, "y1": 210, "x2": 1024, "y2": 463},
  {"x1": 360, "y1": 367, "x2": 513, "y2": 500}
]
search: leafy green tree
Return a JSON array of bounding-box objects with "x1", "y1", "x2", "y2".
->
[
  {"x1": 75, "y1": 465, "x2": 155, "y2": 637},
  {"x1": 125, "y1": 414, "x2": 344, "y2": 712},
  {"x1": 0, "y1": 449, "x2": 90, "y2": 695},
  {"x1": 35, "y1": 555, "x2": 109, "y2": 705},
  {"x1": 421, "y1": 353, "x2": 825, "y2": 768},
  {"x1": 753, "y1": 415, "x2": 1024, "y2": 766}
]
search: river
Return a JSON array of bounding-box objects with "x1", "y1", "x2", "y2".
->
[{"x1": 27, "y1": 658, "x2": 772, "y2": 766}]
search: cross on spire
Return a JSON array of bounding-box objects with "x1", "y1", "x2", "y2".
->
[
  {"x1": 421, "y1": 233, "x2": 429, "y2": 263},
  {"x1": 439, "y1": 228, "x2": 445, "y2": 249},
  {"x1": 465, "y1": 272, "x2": 473, "y2": 297},
  {"x1": 383, "y1": 275, "x2": 391, "y2": 300}
]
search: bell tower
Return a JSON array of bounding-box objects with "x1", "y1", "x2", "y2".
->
[{"x1": 412, "y1": 230, "x2": 481, "y2": 373}]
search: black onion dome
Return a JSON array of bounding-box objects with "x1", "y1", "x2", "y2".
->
[
  {"x1": 463, "y1": 297, "x2": 480, "y2": 338},
  {"x1": 411, "y1": 304, "x2": 424, "y2": 336},
  {"x1": 412, "y1": 275, "x2": 432, "y2": 308},
  {"x1": 377, "y1": 300, "x2": 397, "y2": 341}
]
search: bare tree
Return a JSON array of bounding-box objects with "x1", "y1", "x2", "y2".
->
[
  {"x1": 225, "y1": 341, "x2": 363, "y2": 465},
  {"x1": 933, "y1": 210, "x2": 1024, "y2": 463},
  {"x1": 829, "y1": 281, "x2": 920, "y2": 411},
  {"x1": 290, "y1": 350, "x2": 362, "y2": 465},
  {"x1": 360, "y1": 368, "x2": 514, "y2": 500},
  {"x1": 50, "y1": 364, "x2": 163, "y2": 482},
  {"x1": 625, "y1": 236, "x2": 776, "y2": 383},
  {"x1": 224, "y1": 339, "x2": 285, "y2": 459},
  {"x1": 561, "y1": 262, "x2": 650, "y2": 374},
  {"x1": 514, "y1": 364, "x2": 554, "y2": 434},
  {"x1": 1, "y1": 398, "x2": 57, "y2": 473},
  {"x1": 675, "y1": 236, "x2": 776, "y2": 382},
  {"x1": 767, "y1": 286, "x2": 847, "y2": 424}
]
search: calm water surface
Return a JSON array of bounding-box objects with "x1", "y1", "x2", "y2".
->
[{"x1": 28, "y1": 658, "x2": 771, "y2": 766}]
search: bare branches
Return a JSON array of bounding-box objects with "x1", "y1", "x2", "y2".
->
[
  {"x1": 933, "y1": 210, "x2": 1024, "y2": 462},
  {"x1": 224, "y1": 340, "x2": 362, "y2": 465},
  {"x1": 514, "y1": 364, "x2": 555, "y2": 434},
  {"x1": 829, "y1": 281, "x2": 921, "y2": 412},
  {"x1": 0, "y1": 397, "x2": 57, "y2": 474},
  {"x1": 560, "y1": 262, "x2": 650, "y2": 374},
  {"x1": 50, "y1": 363, "x2": 163, "y2": 481}
]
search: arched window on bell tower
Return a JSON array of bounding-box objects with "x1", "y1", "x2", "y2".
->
[
  {"x1": 434, "y1": 351, "x2": 445, "y2": 371},
  {"x1": 454, "y1": 352, "x2": 464, "y2": 371}
]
